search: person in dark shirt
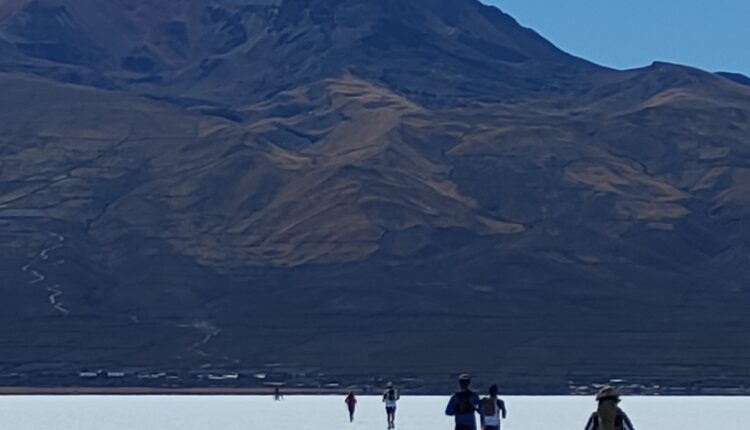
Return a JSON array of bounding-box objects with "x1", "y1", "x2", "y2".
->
[
  {"x1": 344, "y1": 391, "x2": 357, "y2": 423},
  {"x1": 479, "y1": 384, "x2": 507, "y2": 430},
  {"x1": 584, "y1": 386, "x2": 635, "y2": 430},
  {"x1": 445, "y1": 374, "x2": 481, "y2": 430}
]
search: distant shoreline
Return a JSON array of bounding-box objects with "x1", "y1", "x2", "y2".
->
[
  {"x1": 0, "y1": 387, "x2": 359, "y2": 396},
  {"x1": 1, "y1": 386, "x2": 749, "y2": 396}
]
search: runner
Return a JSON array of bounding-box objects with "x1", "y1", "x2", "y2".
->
[
  {"x1": 584, "y1": 386, "x2": 635, "y2": 430},
  {"x1": 345, "y1": 391, "x2": 357, "y2": 423},
  {"x1": 382, "y1": 382, "x2": 400, "y2": 429},
  {"x1": 479, "y1": 384, "x2": 506, "y2": 430},
  {"x1": 445, "y1": 374, "x2": 481, "y2": 430}
]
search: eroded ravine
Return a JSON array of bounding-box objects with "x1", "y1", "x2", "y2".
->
[{"x1": 21, "y1": 232, "x2": 69, "y2": 315}]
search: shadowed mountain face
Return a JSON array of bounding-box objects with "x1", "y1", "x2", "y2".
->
[
  {"x1": 718, "y1": 72, "x2": 750, "y2": 87},
  {"x1": 2, "y1": 0, "x2": 750, "y2": 392}
]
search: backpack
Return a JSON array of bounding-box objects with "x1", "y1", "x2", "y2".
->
[
  {"x1": 453, "y1": 390, "x2": 474, "y2": 415},
  {"x1": 590, "y1": 411, "x2": 627, "y2": 430},
  {"x1": 481, "y1": 397, "x2": 496, "y2": 416}
]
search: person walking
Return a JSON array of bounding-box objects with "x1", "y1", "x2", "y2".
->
[
  {"x1": 382, "y1": 382, "x2": 400, "y2": 429},
  {"x1": 479, "y1": 384, "x2": 507, "y2": 430},
  {"x1": 345, "y1": 391, "x2": 357, "y2": 423},
  {"x1": 445, "y1": 374, "x2": 481, "y2": 430},
  {"x1": 584, "y1": 386, "x2": 635, "y2": 430}
]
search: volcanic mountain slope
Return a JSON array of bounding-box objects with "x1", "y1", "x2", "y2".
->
[
  {"x1": 0, "y1": 0, "x2": 599, "y2": 108},
  {"x1": 1, "y1": 0, "x2": 750, "y2": 391}
]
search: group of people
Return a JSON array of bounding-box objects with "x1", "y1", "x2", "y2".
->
[
  {"x1": 446, "y1": 375, "x2": 635, "y2": 430},
  {"x1": 344, "y1": 376, "x2": 506, "y2": 429},
  {"x1": 447, "y1": 375, "x2": 635, "y2": 430},
  {"x1": 445, "y1": 374, "x2": 506, "y2": 430},
  {"x1": 344, "y1": 381, "x2": 400, "y2": 427},
  {"x1": 343, "y1": 375, "x2": 635, "y2": 430}
]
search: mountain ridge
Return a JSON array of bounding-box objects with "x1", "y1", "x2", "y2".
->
[{"x1": 1, "y1": 0, "x2": 750, "y2": 391}]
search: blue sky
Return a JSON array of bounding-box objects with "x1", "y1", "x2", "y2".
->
[{"x1": 486, "y1": 0, "x2": 750, "y2": 75}]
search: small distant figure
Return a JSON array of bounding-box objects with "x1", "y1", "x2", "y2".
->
[
  {"x1": 345, "y1": 391, "x2": 357, "y2": 422},
  {"x1": 584, "y1": 386, "x2": 635, "y2": 430},
  {"x1": 445, "y1": 374, "x2": 480, "y2": 430},
  {"x1": 273, "y1": 386, "x2": 284, "y2": 401},
  {"x1": 382, "y1": 382, "x2": 400, "y2": 429},
  {"x1": 479, "y1": 384, "x2": 506, "y2": 430}
]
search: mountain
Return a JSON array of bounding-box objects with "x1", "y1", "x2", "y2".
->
[{"x1": 1, "y1": 0, "x2": 750, "y2": 392}]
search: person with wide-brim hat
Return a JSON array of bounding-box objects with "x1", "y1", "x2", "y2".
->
[{"x1": 585, "y1": 386, "x2": 636, "y2": 430}]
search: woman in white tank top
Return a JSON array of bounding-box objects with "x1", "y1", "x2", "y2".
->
[{"x1": 382, "y1": 383, "x2": 400, "y2": 429}]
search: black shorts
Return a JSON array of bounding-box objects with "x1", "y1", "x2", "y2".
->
[
  {"x1": 455, "y1": 425, "x2": 475, "y2": 430},
  {"x1": 386, "y1": 406, "x2": 396, "y2": 414}
]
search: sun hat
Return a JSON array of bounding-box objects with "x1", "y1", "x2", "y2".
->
[{"x1": 596, "y1": 386, "x2": 621, "y2": 402}]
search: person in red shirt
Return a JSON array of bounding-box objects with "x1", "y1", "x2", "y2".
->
[{"x1": 345, "y1": 391, "x2": 357, "y2": 423}]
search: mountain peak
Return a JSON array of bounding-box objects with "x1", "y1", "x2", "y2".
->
[{"x1": 0, "y1": 0, "x2": 590, "y2": 109}]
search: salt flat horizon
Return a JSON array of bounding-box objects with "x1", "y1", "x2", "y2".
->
[{"x1": 0, "y1": 395, "x2": 748, "y2": 429}]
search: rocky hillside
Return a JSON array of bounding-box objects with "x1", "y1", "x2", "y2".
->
[{"x1": 1, "y1": 0, "x2": 750, "y2": 391}]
